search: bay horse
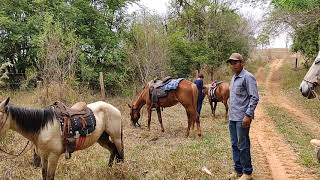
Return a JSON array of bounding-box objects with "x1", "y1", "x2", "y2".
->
[
  {"x1": 128, "y1": 79, "x2": 201, "y2": 137},
  {"x1": 0, "y1": 98, "x2": 123, "y2": 180},
  {"x1": 203, "y1": 82, "x2": 229, "y2": 118}
]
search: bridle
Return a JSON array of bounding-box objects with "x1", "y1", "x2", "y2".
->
[
  {"x1": 131, "y1": 107, "x2": 141, "y2": 127},
  {"x1": 0, "y1": 107, "x2": 9, "y2": 132},
  {"x1": 0, "y1": 107, "x2": 31, "y2": 158},
  {"x1": 303, "y1": 79, "x2": 320, "y2": 101}
]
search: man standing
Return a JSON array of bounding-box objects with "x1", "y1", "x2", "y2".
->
[
  {"x1": 194, "y1": 73, "x2": 204, "y2": 116},
  {"x1": 227, "y1": 53, "x2": 259, "y2": 180}
]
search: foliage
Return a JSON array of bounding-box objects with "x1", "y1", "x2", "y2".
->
[
  {"x1": 272, "y1": 0, "x2": 320, "y2": 11},
  {"x1": 167, "y1": 0, "x2": 254, "y2": 77},
  {"x1": 0, "y1": 0, "x2": 135, "y2": 93},
  {"x1": 291, "y1": 23, "x2": 320, "y2": 65},
  {"x1": 0, "y1": 62, "x2": 13, "y2": 87},
  {"x1": 125, "y1": 12, "x2": 170, "y2": 84},
  {"x1": 265, "y1": 0, "x2": 320, "y2": 62}
]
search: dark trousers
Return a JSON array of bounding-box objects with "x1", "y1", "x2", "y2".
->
[
  {"x1": 229, "y1": 120, "x2": 252, "y2": 175},
  {"x1": 197, "y1": 97, "x2": 203, "y2": 115}
]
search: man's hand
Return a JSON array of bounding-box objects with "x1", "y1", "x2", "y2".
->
[{"x1": 242, "y1": 115, "x2": 252, "y2": 128}]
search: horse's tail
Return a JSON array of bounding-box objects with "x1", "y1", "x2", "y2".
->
[
  {"x1": 191, "y1": 82, "x2": 199, "y2": 120},
  {"x1": 120, "y1": 117, "x2": 124, "y2": 156},
  {"x1": 117, "y1": 111, "x2": 124, "y2": 160}
]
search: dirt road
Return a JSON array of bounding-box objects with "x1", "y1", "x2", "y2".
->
[{"x1": 251, "y1": 59, "x2": 315, "y2": 180}]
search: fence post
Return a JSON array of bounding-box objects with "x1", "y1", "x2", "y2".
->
[
  {"x1": 37, "y1": 81, "x2": 46, "y2": 106},
  {"x1": 99, "y1": 72, "x2": 106, "y2": 101}
]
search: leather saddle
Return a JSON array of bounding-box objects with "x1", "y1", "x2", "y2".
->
[
  {"x1": 149, "y1": 76, "x2": 173, "y2": 107},
  {"x1": 52, "y1": 101, "x2": 96, "y2": 159},
  {"x1": 210, "y1": 81, "x2": 223, "y2": 101}
]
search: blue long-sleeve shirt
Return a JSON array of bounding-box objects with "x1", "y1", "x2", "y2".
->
[{"x1": 229, "y1": 69, "x2": 259, "y2": 121}]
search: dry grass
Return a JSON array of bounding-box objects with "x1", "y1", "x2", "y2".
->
[
  {"x1": 0, "y1": 49, "x2": 281, "y2": 179},
  {"x1": 0, "y1": 90, "x2": 236, "y2": 180}
]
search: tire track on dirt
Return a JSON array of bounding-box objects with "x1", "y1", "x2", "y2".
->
[
  {"x1": 251, "y1": 63, "x2": 314, "y2": 180},
  {"x1": 266, "y1": 59, "x2": 320, "y2": 137}
]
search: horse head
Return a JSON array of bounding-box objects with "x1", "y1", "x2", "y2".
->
[
  {"x1": 128, "y1": 83, "x2": 150, "y2": 127},
  {"x1": 128, "y1": 103, "x2": 141, "y2": 127},
  {"x1": 300, "y1": 51, "x2": 320, "y2": 99},
  {"x1": 0, "y1": 97, "x2": 10, "y2": 134}
]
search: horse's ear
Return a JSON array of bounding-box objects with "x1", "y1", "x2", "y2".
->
[
  {"x1": 0, "y1": 97, "x2": 10, "y2": 108},
  {"x1": 127, "y1": 104, "x2": 132, "y2": 108},
  {"x1": 4, "y1": 97, "x2": 10, "y2": 106}
]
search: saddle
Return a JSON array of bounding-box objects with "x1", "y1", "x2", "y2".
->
[
  {"x1": 52, "y1": 101, "x2": 96, "y2": 159},
  {"x1": 210, "y1": 81, "x2": 223, "y2": 101},
  {"x1": 149, "y1": 76, "x2": 173, "y2": 108}
]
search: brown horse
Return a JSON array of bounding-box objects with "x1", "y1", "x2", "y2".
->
[
  {"x1": 0, "y1": 98, "x2": 124, "y2": 180},
  {"x1": 128, "y1": 79, "x2": 201, "y2": 137},
  {"x1": 203, "y1": 82, "x2": 229, "y2": 118}
]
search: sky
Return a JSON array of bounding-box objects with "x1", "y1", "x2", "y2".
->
[{"x1": 127, "y1": 0, "x2": 290, "y2": 48}]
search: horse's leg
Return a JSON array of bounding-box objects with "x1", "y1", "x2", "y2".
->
[
  {"x1": 46, "y1": 153, "x2": 60, "y2": 180},
  {"x1": 41, "y1": 155, "x2": 48, "y2": 180},
  {"x1": 187, "y1": 112, "x2": 194, "y2": 130},
  {"x1": 209, "y1": 99, "x2": 214, "y2": 116},
  {"x1": 98, "y1": 132, "x2": 117, "y2": 166},
  {"x1": 113, "y1": 138, "x2": 124, "y2": 163},
  {"x1": 156, "y1": 107, "x2": 165, "y2": 132},
  {"x1": 223, "y1": 99, "x2": 228, "y2": 119},
  {"x1": 147, "y1": 106, "x2": 152, "y2": 131},
  {"x1": 186, "y1": 113, "x2": 192, "y2": 137},
  {"x1": 194, "y1": 111, "x2": 201, "y2": 137},
  {"x1": 213, "y1": 101, "x2": 217, "y2": 117},
  {"x1": 32, "y1": 148, "x2": 41, "y2": 167}
]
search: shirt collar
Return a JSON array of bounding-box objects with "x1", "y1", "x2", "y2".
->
[{"x1": 235, "y1": 68, "x2": 246, "y2": 78}]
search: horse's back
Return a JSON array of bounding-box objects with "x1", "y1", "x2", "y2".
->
[
  {"x1": 88, "y1": 101, "x2": 121, "y2": 115},
  {"x1": 176, "y1": 79, "x2": 197, "y2": 96},
  {"x1": 206, "y1": 82, "x2": 230, "y2": 101},
  {"x1": 218, "y1": 82, "x2": 230, "y2": 98},
  {"x1": 87, "y1": 101, "x2": 122, "y2": 131},
  {"x1": 176, "y1": 79, "x2": 198, "y2": 106}
]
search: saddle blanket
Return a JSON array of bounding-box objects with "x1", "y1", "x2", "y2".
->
[{"x1": 159, "y1": 78, "x2": 184, "y2": 91}]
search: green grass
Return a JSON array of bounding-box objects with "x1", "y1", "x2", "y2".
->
[
  {"x1": 280, "y1": 62, "x2": 320, "y2": 123},
  {"x1": 264, "y1": 103, "x2": 320, "y2": 171},
  {"x1": 246, "y1": 59, "x2": 268, "y2": 74}
]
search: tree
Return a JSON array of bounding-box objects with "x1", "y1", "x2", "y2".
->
[
  {"x1": 167, "y1": 0, "x2": 254, "y2": 78},
  {"x1": 125, "y1": 11, "x2": 170, "y2": 84},
  {"x1": 263, "y1": 0, "x2": 320, "y2": 61},
  {"x1": 0, "y1": 0, "x2": 136, "y2": 93}
]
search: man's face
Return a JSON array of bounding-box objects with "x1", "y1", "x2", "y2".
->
[{"x1": 229, "y1": 60, "x2": 243, "y2": 74}]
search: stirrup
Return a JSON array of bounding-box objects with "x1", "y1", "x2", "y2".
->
[{"x1": 65, "y1": 150, "x2": 71, "y2": 159}]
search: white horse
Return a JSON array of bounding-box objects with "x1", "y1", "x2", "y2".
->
[
  {"x1": 299, "y1": 51, "x2": 320, "y2": 99},
  {"x1": 0, "y1": 98, "x2": 124, "y2": 180},
  {"x1": 299, "y1": 51, "x2": 320, "y2": 162}
]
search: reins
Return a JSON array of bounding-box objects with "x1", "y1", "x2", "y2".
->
[{"x1": 0, "y1": 141, "x2": 31, "y2": 158}]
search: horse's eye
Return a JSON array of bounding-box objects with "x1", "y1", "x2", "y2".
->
[{"x1": 315, "y1": 58, "x2": 320, "y2": 64}]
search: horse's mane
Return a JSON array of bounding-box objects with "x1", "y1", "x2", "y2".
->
[{"x1": 7, "y1": 105, "x2": 55, "y2": 133}]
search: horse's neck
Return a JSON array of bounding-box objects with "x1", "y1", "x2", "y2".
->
[
  {"x1": 9, "y1": 114, "x2": 38, "y2": 143},
  {"x1": 134, "y1": 96, "x2": 146, "y2": 110},
  {"x1": 134, "y1": 88, "x2": 148, "y2": 110}
]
